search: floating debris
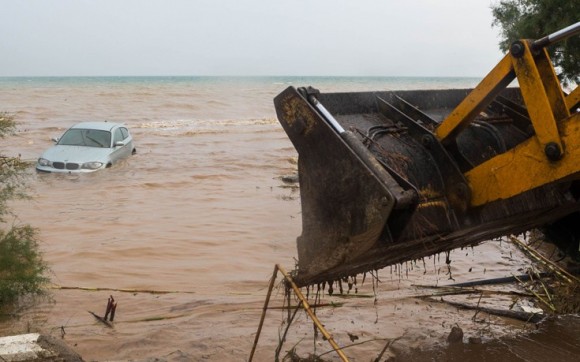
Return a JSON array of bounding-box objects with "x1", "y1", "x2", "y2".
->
[{"x1": 88, "y1": 295, "x2": 118, "y2": 328}]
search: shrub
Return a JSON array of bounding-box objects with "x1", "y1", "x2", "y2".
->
[
  {"x1": 0, "y1": 225, "x2": 49, "y2": 304},
  {"x1": 0, "y1": 112, "x2": 49, "y2": 307}
]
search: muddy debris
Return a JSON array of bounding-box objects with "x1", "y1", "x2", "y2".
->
[
  {"x1": 280, "y1": 173, "x2": 299, "y2": 184},
  {"x1": 446, "y1": 326, "x2": 464, "y2": 344},
  {"x1": 468, "y1": 336, "x2": 482, "y2": 344}
]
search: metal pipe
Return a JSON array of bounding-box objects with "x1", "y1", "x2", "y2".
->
[
  {"x1": 533, "y1": 21, "x2": 580, "y2": 50},
  {"x1": 307, "y1": 95, "x2": 346, "y2": 134}
]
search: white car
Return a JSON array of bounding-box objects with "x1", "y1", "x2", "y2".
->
[{"x1": 36, "y1": 121, "x2": 136, "y2": 173}]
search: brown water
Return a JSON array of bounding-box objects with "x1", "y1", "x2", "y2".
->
[{"x1": 0, "y1": 77, "x2": 578, "y2": 361}]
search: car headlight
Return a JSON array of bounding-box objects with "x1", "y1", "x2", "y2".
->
[
  {"x1": 81, "y1": 162, "x2": 104, "y2": 170},
  {"x1": 37, "y1": 158, "x2": 51, "y2": 166}
]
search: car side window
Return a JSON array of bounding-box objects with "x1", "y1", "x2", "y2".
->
[
  {"x1": 113, "y1": 128, "x2": 124, "y2": 145},
  {"x1": 120, "y1": 127, "x2": 129, "y2": 140}
]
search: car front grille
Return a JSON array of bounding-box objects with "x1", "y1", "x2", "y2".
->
[{"x1": 52, "y1": 162, "x2": 80, "y2": 170}]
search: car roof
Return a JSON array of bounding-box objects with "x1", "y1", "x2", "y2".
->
[{"x1": 69, "y1": 121, "x2": 124, "y2": 132}]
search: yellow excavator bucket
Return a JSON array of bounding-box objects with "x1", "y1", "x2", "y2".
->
[{"x1": 274, "y1": 23, "x2": 580, "y2": 286}]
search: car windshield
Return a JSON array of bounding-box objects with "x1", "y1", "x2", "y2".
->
[{"x1": 58, "y1": 129, "x2": 112, "y2": 148}]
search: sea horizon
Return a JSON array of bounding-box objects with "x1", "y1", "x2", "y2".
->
[
  {"x1": 0, "y1": 75, "x2": 483, "y2": 94},
  {"x1": 0, "y1": 74, "x2": 483, "y2": 85}
]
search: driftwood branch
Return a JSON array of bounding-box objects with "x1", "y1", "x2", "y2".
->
[
  {"x1": 510, "y1": 236, "x2": 579, "y2": 284},
  {"x1": 446, "y1": 273, "x2": 549, "y2": 288},
  {"x1": 88, "y1": 311, "x2": 113, "y2": 328},
  {"x1": 249, "y1": 265, "x2": 278, "y2": 362},
  {"x1": 278, "y1": 264, "x2": 350, "y2": 362},
  {"x1": 430, "y1": 299, "x2": 544, "y2": 323},
  {"x1": 249, "y1": 264, "x2": 350, "y2": 362}
]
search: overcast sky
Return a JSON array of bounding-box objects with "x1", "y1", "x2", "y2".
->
[{"x1": 1, "y1": 0, "x2": 505, "y2": 77}]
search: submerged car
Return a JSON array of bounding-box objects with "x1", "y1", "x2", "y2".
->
[{"x1": 36, "y1": 121, "x2": 136, "y2": 173}]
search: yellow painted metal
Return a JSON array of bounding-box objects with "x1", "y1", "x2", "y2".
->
[
  {"x1": 512, "y1": 41, "x2": 567, "y2": 154},
  {"x1": 466, "y1": 112, "x2": 580, "y2": 206},
  {"x1": 532, "y1": 47, "x2": 569, "y2": 120},
  {"x1": 567, "y1": 86, "x2": 580, "y2": 110},
  {"x1": 435, "y1": 36, "x2": 579, "y2": 207},
  {"x1": 435, "y1": 55, "x2": 515, "y2": 144}
]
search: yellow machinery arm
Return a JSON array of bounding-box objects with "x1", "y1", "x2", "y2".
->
[
  {"x1": 436, "y1": 22, "x2": 580, "y2": 206},
  {"x1": 567, "y1": 86, "x2": 580, "y2": 110}
]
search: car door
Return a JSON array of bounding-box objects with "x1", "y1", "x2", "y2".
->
[{"x1": 111, "y1": 127, "x2": 132, "y2": 162}]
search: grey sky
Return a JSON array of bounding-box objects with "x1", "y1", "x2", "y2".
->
[{"x1": 1, "y1": 0, "x2": 505, "y2": 77}]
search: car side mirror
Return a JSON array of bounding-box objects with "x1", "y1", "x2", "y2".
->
[
  {"x1": 51, "y1": 137, "x2": 59, "y2": 143},
  {"x1": 115, "y1": 141, "x2": 126, "y2": 147}
]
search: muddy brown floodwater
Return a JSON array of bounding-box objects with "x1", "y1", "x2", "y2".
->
[{"x1": 0, "y1": 77, "x2": 578, "y2": 361}]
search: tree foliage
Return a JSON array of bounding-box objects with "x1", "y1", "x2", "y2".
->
[
  {"x1": 0, "y1": 226, "x2": 48, "y2": 304},
  {"x1": 0, "y1": 113, "x2": 49, "y2": 306},
  {"x1": 491, "y1": 0, "x2": 579, "y2": 84}
]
